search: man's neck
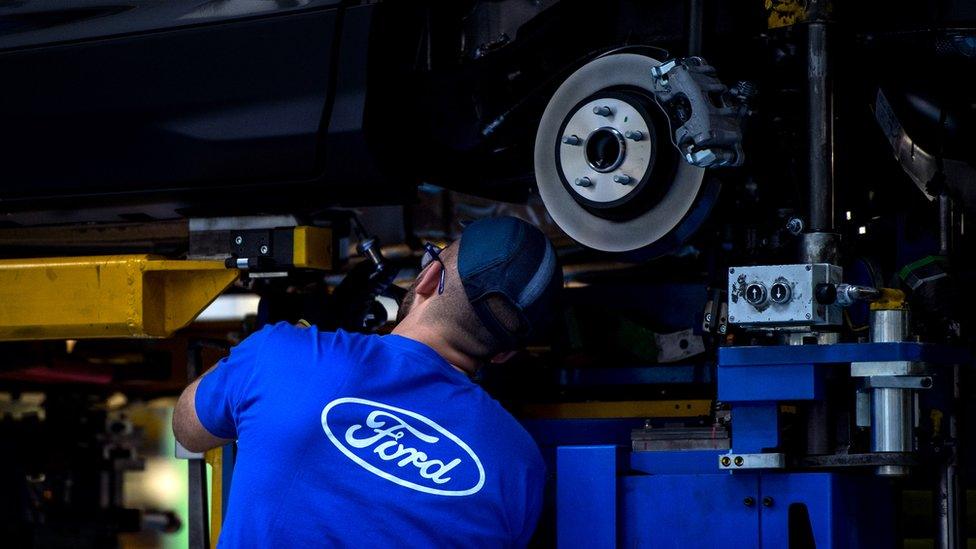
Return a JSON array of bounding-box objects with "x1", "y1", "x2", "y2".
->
[{"x1": 392, "y1": 323, "x2": 479, "y2": 375}]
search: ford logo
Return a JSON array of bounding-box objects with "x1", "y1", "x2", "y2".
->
[{"x1": 321, "y1": 397, "x2": 486, "y2": 496}]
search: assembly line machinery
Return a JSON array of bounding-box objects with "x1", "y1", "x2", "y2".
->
[
  {"x1": 559, "y1": 271, "x2": 968, "y2": 547},
  {"x1": 2, "y1": 0, "x2": 976, "y2": 547},
  {"x1": 546, "y1": 2, "x2": 974, "y2": 546}
]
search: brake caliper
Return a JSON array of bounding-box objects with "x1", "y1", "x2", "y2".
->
[{"x1": 650, "y1": 57, "x2": 747, "y2": 168}]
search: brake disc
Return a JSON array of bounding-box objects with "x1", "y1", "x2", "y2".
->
[{"x1": 534, "y1": 53, "x2": 709, "y2": 254}]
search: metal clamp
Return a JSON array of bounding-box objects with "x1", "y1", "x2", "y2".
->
[
  {"x1": 718, "y1": 452, "x2": 786, "y2": 470},
  {"x1": 862, "y1": 376, "x2": 934, "y2": 390},
  {"x1": 851, "y1": 361, "x2": 932, "y2": 377}
]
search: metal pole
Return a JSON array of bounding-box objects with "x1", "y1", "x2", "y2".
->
[
  {"x1": 187, "y1": 342, "x2": 210, "y2": 549},
  {"x1": 807, "y1": 0, "x2": 833, "y2": 233},
  {"x1": 936, "y1": 362, "x2": 963, "y2": 549},
  {"x1": 869, "y1": 309, "x2": 912, "y2": 477},
  {"x1": 937, "y1": 456, "x2": 962, "y2": 548},
  {"x1": 688, "y1": 0, "x2": 704, "y2": 56},
  {"x1": 939, "y1": 193, "x2": 951, "y2": 256},
  {"x1": 872, "y1": 387, "x2": 913, "y2": 477}
]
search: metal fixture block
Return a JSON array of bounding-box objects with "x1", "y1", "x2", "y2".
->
[
  {"x1": 718, "y1": 452, "x2": 786, "y2": 470},
  {"x1": 728, "y1": 263, "x2": 842, "y2": 326}
]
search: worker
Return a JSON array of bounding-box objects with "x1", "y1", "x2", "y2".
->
[{"x1": 173, "y1": 216, "x2": 562, "y2": 547}]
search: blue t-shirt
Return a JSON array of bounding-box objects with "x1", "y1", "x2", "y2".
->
[{"x1": 195, "y1": 322, "x2": 545, "y2": 547}]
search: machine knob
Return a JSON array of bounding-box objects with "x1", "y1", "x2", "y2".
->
[
  {"x1": 744, "y1": 283, "x2": 768, "y2": 307},
  {"x1": 770, "y1": 281, "x2": 792, "y2": 304}
]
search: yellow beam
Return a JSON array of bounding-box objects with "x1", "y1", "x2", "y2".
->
[
  {"x1": 205, "y1": 447, "x2": 224, "y2": 548},
  {"x1": 518, "y1": 400, "x2": 713, "y2": 419},
  {"x1": 0, "y1": 255, "x2": 238, "y2": 340}
]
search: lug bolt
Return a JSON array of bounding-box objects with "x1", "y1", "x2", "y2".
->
[
  {"x1": 624, "y1": 130, "x2": 644, "y2": 141},
  {"x1": 574, "y1": 177, "x2": 593, "y2": 187},
  {"x1": 718, "y1": 325, "x2": 727, "y2": 334},
  {"x1": 743, "y1": 497, "x2": 755, "y2": 507},
  {"x1": 592, "y1": 105, "x2": 613, "y2": 117},
  {"x1": 562, "y1": 135, "x2": 581, "y2": 146},
  {"x1": 720, "y1": 456, "x2": 732, "y2": 467},
  {"x1": 613, "y1": 174, "x2": 633, "y2": 184},
  {"x1": 260, "y1": 245, "x2": 269, "y2": 255},
  {"x1": 705, "y1": 313, "x2": 713, "y2": 323},
  {"x1": 762, "y1": 496, "x2": 774, "y2": 507},
  {"x1": 234, "y1": 236, "x2": 243, "y2": 245},
  {"x1": 734, "y1": 456, "x2": 744, "y2": 467}
]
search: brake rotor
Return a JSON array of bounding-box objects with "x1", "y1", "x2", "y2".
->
[{"x1": 535, "y1": 53, "x2": 709, "y2": 254}]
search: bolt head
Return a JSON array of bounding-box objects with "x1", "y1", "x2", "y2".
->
[
  {"x1": 260, "y1": 245, "x2": 269, "y2": 255},
  {"x1": 786, "y1": 217, "x2": 804, "y2": 235},
  {"x1": 562, "y1": 134, "x2": 581, "y2": 146},
  {"x1": 234, "y1": 236, "x2": 243, "y2": 245},
  {"x1": 718, "y1": 325, "x2": 728, "y2": 334},
  {"x1": 592, "y1": 105, "x2": 612, "y2": 117},
  {"x1": 705, "y1": 313, "x2": 713, "y2": 323},
  {"x1": 720, "y1": 456, "x2": 732, "y2": 467},
  {"x1": 613, "y1": 174, "x2": 633, "y2": 184},
  {"x1": 574, "y1": 177, "x2": 593, "y2": 187},
  {"x1": 624, "y1": 130, "x2": 644, "y2": 141},
  {"x1": 762, "y1": 496, "x2": 774, "y2": 507},
  {"x1": 733, "y1": 456, "x2": 744, "y2": 467},
  {"x1": 743, "y1": 496, "x2": 755, "y2": 507}
]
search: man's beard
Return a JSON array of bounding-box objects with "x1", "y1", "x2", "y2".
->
[{"x1": 395, "y1": 279, "x2": 419, "y2": 324}]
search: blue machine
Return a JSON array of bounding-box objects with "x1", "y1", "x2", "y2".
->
[{"x1": 554, "y1": 342, "x2": 968, "y2": 548}]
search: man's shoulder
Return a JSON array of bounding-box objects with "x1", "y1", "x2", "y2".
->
[
  {"x1": 472, "y1": 394, "x2": 544, "y2": 470},
  {"x1": 249, "y1": 323, "x2": 377, "y2": 352}
]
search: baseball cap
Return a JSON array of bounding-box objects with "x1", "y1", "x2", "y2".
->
[{"x1": 457, "y1": 216, "x2": 562, "y2": 348}]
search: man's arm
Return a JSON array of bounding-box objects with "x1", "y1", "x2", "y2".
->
[
  {"x1": 174, "y1": 375, "x2": 233, "y2": 453},
  {"x1": 171, "y1": 322, "x2": 288, "y2": 453}
]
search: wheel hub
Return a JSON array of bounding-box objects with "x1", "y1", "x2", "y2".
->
[{"x1": 558, "y1": 96, "x2": 653, "y2": 205}]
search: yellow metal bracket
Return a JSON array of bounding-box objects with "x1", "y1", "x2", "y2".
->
[
  {"x1": 0, "y1": 255, "x2": 238, "y2": 340},
  {"x1": 205, "y1": 447, "x2": 224, "y2": 548},
  {"x1": 291, "y1": 226, "x2": 333, "y2": 270},
  {"x1": 870, "y1": 288, "x2": 907, "y2": 311}
]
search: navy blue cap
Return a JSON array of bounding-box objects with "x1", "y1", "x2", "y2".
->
[{"x1": 458, "y1": 216, "x2": 562, "y2": 348}]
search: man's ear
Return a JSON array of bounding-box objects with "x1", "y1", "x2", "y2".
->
[
  {"x1": 489, "y1": 350, "x2": 518, "y2": 364},
  {"x1": 414, "y1": 261, "x2": 443, "y2": 298}
]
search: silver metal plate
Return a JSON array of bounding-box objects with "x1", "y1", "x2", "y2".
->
[
  {"x1": 654, "y1": 328, "x2": 706, "y2": 363},
  {"x1": 718, "y1": 452, "x2": 786, "y2": 470}
]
